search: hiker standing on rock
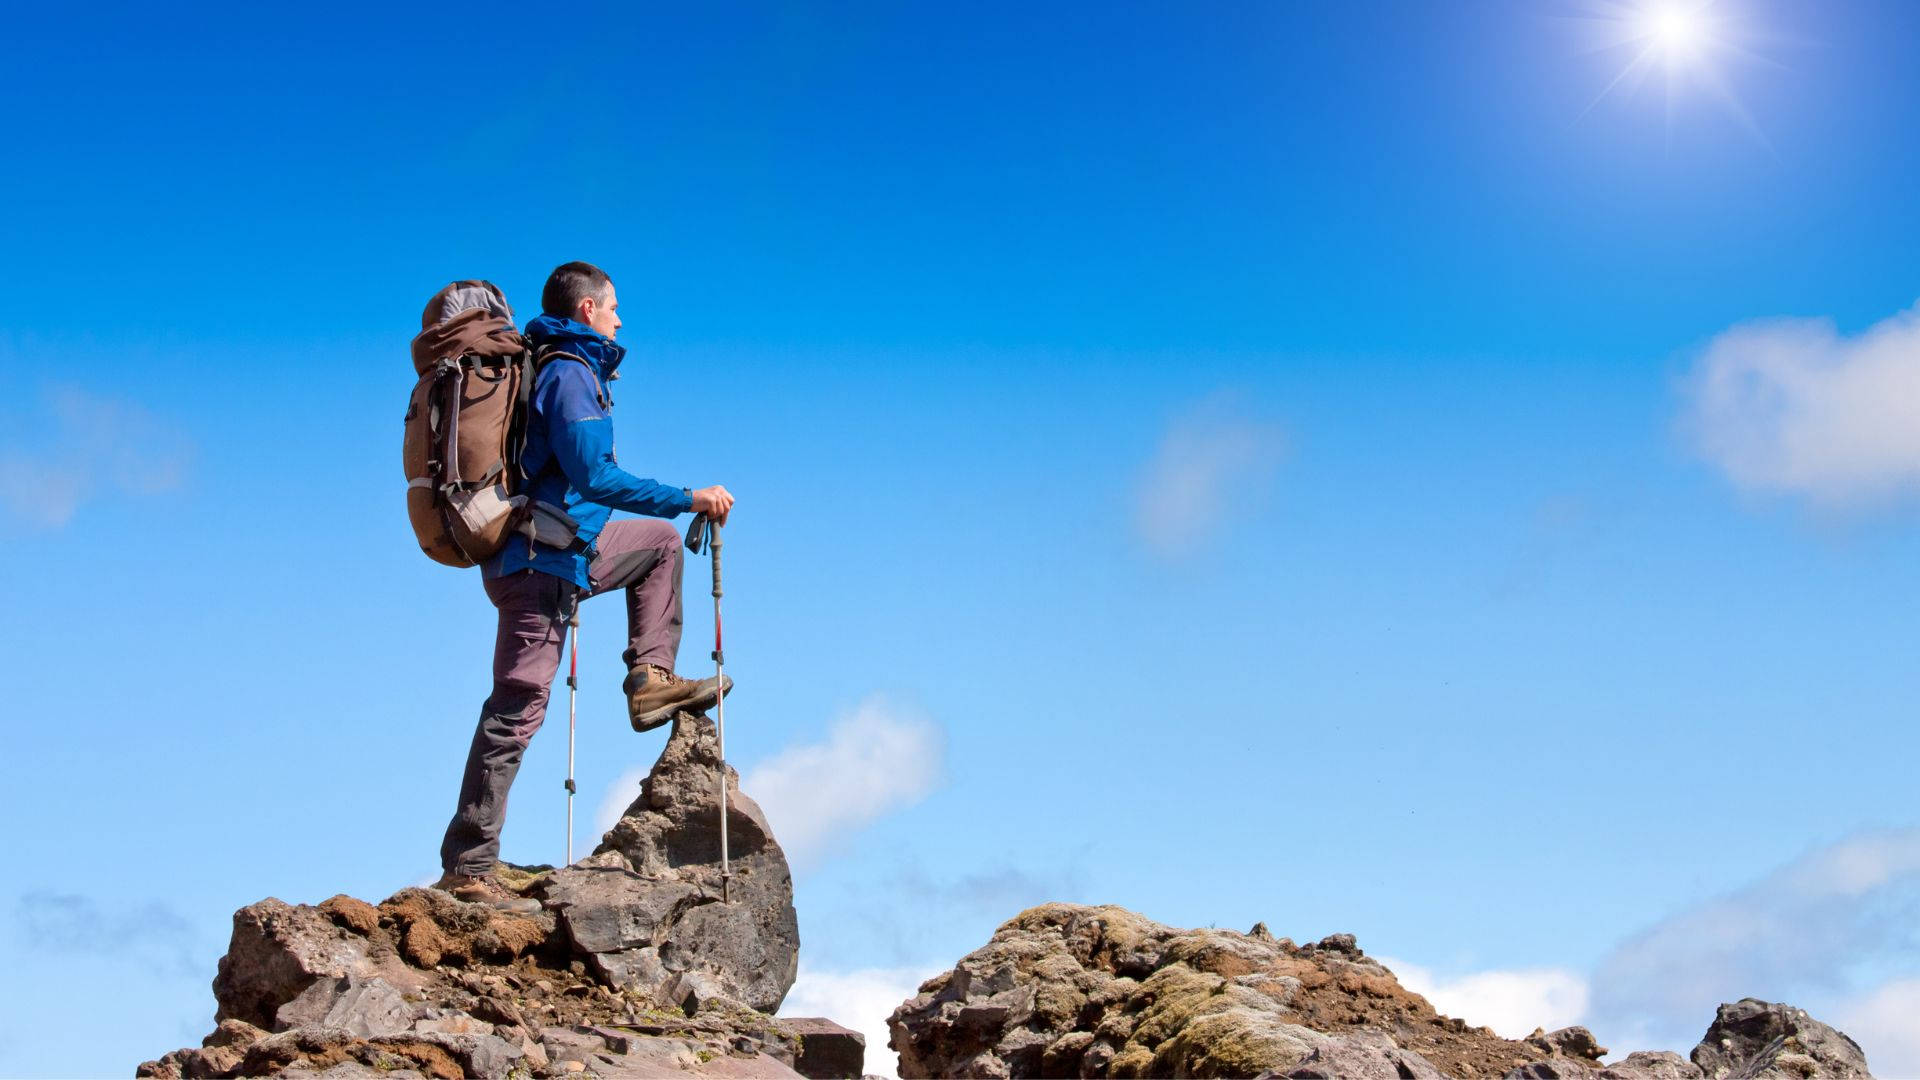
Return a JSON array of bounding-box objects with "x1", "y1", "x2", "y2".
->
[{"x1": 435, "y1": 261, "x2": 734, "y2": 908}]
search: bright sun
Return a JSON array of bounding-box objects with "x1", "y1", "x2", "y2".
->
[
  {"x1": 1579, "y1": 0, "x2": 1773, "y2": 146},
  {"x1": 1647, "y1": 8, "x2": 1701, "y2": 56}
]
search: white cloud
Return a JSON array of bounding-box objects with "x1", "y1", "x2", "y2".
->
[
  {"x1": 1682, "y1": 302, "x2": 1920, "y2": 505},
  {"x1": 779, "y1": 964, "x2": 932, "y2": 1080},
  {"x1": 1587, "y1": 827, "x2": 1920, "y2": 1056},
  {"x1": 1832, "y1": 978, "x2": 1920, "y2": 1079},
  {"x1": 589, "y1": 696, "x2": 945, "y2": 866},
  {"x1": 739, "y1": 695, "x2": 945, "y2": 870},
  {"x1": 1133, "y1": 393, "x2": 1286, "y2": 558},
  {"x1": 1381, "y1": 956, "x2": 1589, "y2": 1039},
  {"x1": 0, "y1": 383, "x2": 194, "y2": 528},
  {"x1": 594, "y1": 764, "x2": 651, "y2": 838}
]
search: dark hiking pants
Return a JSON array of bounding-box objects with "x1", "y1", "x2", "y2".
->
[{"x1": 440, "y1": 518, "x2": 685, "y2": 877}]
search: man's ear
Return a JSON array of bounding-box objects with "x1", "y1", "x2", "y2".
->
[{"x1": 574, "y1": 295, "x2": 596, "y2": 325}]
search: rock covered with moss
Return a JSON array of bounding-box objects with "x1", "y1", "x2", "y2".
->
[{"x1": 885, "y1": 904, "x2": 1875, "y2": 1080}]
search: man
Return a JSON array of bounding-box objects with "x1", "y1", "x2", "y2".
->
[{"x1": 435, "y1": 261, "x2": 735, "y2": 910}]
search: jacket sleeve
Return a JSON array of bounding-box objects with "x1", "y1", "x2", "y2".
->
[{"x1": 544, "y1": 364, "x2": 695, "y2": 519}]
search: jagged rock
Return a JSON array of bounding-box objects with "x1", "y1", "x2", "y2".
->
[
  {"x1": 781, "y1": 1017, "x2": 865, "y2": 1079},
  {"x1": 274, "y1": 976, "x2": 417, "y2": 1038},
  {"x1": 416, "y1": 1031, "x2": 521, "y2": 1077},
  {"x1": 1276, "y1": 1029, "x2": 1449, "y2": 1079},
  {"x1": 1531, "y1": 1026, "x2": 1608, "y2": 1062},
  {"x1": 409, "y1": 1013, "x2": 494, "y2": 1037},
  {"x1": 1517, "y1": 1054, "x2": 1712, "y2": 1080},
  {"x1": 211, "y1": 898, "x2": 403, "y2": 1030},
  {"x1": 139, "y1": 707, "x2": 834, "y2": 1079},
  {"x1": 888, "y1": 904, "x2": 1559, "y2": 1080},
  {"x1": 886, "y1": 905, "x2": 1882, "y2": 1080},
  {"x1": 1602, "y1": 1051, "x2": 1705, "y2": 1079},
  {"x1": 558, "y1": 712, "x2": 800, "y2": 1013},
  {"x1": 1689, "y1": 998, "x2": 1872, "y2": 1079},
  {"x1": 1507, "y1": 1062, "x2": 1602, "y2": 1080}
]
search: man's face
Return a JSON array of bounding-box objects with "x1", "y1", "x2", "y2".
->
[{"x1": 579, "y1": 284, "x2": 622, "y2": 340}]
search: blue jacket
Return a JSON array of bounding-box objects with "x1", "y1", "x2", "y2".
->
[{"x1": 483, "y1": 314, "x2": 694, "y2": 588}]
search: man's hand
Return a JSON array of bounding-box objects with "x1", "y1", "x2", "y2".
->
[{"x1": 690, "y1": 485, "x2": 735, "y2": 526}]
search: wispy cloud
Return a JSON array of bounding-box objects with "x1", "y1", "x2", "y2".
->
[
  {"x1": 1133, "y1": 393, "x2": 1286, "y2": 558},
  {"x1": 1365, "y1": 828, "x2": 1920, "y2": 1074},
  {"x1": 1586, "y1": 827, "x2": 1920, "y2": 1065},
  {"x1": 1681, "y1": 302, "x2": 1920, "y2": 507},
  {"x1": 780, "y1": 964, "x2": 931, "y2": 1080},
  {"x1": 592, "y1": 696, "x2": 946, "y2": 867},
  {"x1": 741, "y1": 696, "x2": 945, "y2": 870},
  {"x1": 0, "y1": 384, "x2": 194, "y2": 528},
  {"x1": 595, "y1": 764, "x2": 649, "y2": 840},
  {"x1": 1380, "y1": 956, "x2": 1589, "y2": 1039},
  {"x1": 13, "y1": 892, "x2": 205, "y2": 978},
  {"x1": 1832, "y1": 978, "x2": 1920, "y2": 1078}
]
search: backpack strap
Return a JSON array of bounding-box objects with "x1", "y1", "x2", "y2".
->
[{"x1": 534, "y1": 346, "x2": 611, "y2": 410}]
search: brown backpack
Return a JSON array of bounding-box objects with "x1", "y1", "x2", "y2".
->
[{"x1": 403, "y1": 281, "x2": 535, "y2": 567}]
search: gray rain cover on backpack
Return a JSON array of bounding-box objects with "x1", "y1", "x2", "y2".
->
[{"x1": 402, "y1": 280, "x2": 533, "y2": 567}]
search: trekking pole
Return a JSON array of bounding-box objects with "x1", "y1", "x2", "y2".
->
[
  {"x1": 565, "y1": 606, "x2": 579, "y2": 865},
  {"x1": 710, "y1": 520, "x2": 731, "y2": 903}
]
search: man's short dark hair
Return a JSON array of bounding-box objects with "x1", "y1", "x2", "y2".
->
[{"x1": 542, "y1": 261, "x2": 613, "y2": 317}]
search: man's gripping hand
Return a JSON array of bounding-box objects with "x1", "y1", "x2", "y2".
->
[{"x1": 690, "y1": 485, "x2": 735, "y2": 526}]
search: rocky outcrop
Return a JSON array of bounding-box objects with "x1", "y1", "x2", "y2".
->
[
  {"x1": 886, "y1": 904, "x2": 1549, "y2": 1078},
  {"x1": 887, "y1": 904, "x2": 1874, "y2": 1080},
  {"x1": 549, "y1": 709, "x2": 799, "y2": 1013},
  {"x1": 1690, "y1": 999, "x2": 1870, "y2": 1079},
  {"x1": 138, "y1": 713, "x2": 849, "y2": 1080}
]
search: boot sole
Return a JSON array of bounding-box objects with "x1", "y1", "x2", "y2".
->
[{"x1": 630, "y1": 676, "x2": 734, "y2": 732}]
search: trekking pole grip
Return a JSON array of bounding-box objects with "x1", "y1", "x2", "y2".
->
[{"x1": 710, "y1": 522, "x2": 722, "y2": 599}]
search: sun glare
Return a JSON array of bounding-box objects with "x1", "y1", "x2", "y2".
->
[
  {"x1": 1577, "y1": 0, "x2": 1774, "y2": 147},
  {"x1": 1648, "y1": 9, "x2": 1700, "y2": 56}
]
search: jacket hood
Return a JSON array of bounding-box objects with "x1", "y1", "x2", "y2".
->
[{"x1": 525, "y1": 314, "x2": 625, "y2": 378}]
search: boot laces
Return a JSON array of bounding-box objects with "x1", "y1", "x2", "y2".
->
[{"x1": 642, "y1": 664, "x2": 692, "y2": 687}]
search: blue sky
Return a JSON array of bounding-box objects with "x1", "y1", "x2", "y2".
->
[{"x1": 6, "y1": 1, "x2": 1920, "y2": 1075}]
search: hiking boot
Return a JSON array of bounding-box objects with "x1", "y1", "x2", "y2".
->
[
  {"x1": 625, "y1": 664, "x2": 734, "y2": 732},
  {"x1": 430, "y1": 872, "x2": 541, "y2": 915}
]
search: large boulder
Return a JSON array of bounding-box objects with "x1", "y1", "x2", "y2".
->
[
  {"x1": 211, "y1": 896, "x2": 420, "y2": 1030},
  {"x1": 1690, "y1": 999, "x2": 1871, "y2": 1079},
  {"x1": 545, "y1": 712, "x2": 800, "y2": 1013}
]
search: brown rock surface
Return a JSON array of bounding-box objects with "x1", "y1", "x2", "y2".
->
[{"x1": 137, "y1": 710, "x2": 837, "y2": 1080}]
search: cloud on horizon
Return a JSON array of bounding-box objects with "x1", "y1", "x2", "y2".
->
[
  {"x1": 1831, "y1": 978, "x2": 1920, "y2": 1078},
  {"x1": 1376, "y1": 828, "x2": 1920, "y2": 1075},
  {"x1": 1133, "y1": 393, "x2": 1286, "y2": 558},
  {"x1": 779, "y1": 964, "x2": 930, "y2": 1079},
  {"x1": 0, "y1": 383, "x2": 194, "y2": 529},
  {"x1": 1682, "y1": 302, "x2": 1920, "y2": 508},
  {"x1": 1380, "y1": 956, "x2": 1588, "y2": 1040},
  {"x1": 1585, "y1": 827, "x2": 1920, "y2": 1058}
]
